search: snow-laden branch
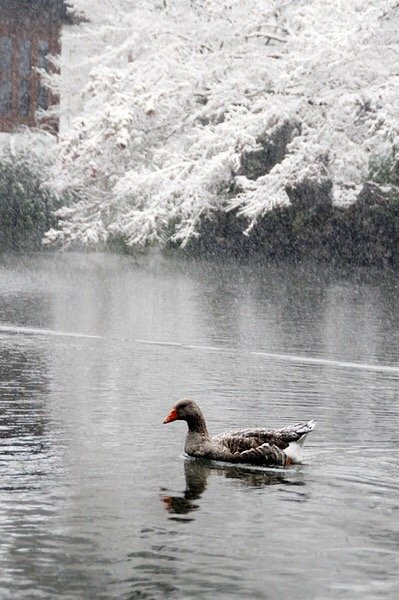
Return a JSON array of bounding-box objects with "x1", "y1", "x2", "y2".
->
[{"x1": 46, "y1": 0, "x2": 399, "y2": 248}]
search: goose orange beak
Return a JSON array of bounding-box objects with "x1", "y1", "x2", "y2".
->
[{"x1": 163, "y1": 408, "x2": 178, "y2": 424}]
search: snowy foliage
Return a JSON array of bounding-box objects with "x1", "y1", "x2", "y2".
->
[
  {"x1": 46, "y1": 0, "x2": 399, "y2": 248},
  {"x1": 0, "y1": 131, "x2": 59, "y2": 250}
]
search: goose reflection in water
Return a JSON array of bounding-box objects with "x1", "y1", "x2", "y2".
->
[{"x1": 161, "y1": 458, "x2": 306, "y2": 517}]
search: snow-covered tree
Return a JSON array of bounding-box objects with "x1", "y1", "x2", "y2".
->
[{"x1": 45, "y1": 0, "x2": 399, "y2": 248}]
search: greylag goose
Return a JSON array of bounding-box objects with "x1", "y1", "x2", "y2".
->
[{"x1": 163, "y1": 399, "x2": 316, "y2": 467}]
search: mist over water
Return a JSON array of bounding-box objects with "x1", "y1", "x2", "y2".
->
[{"x1": 0, "y1": 253, "x2": 398, "y2": 599}]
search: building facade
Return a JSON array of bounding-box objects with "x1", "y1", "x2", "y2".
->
[{"x1": 0, "y1": 0, "x2": 72, "y2": 134}]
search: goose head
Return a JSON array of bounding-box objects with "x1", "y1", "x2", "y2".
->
[{"x1": 163, "y1": 399, "x2": 208, "y2": 435}]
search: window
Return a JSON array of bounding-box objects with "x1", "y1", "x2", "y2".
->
[
  {"x1": 37, "y1": 40, "x2": 49, "y2": 110},
  {"x1": 19, "y1": 39, "x2": 31, "y2": 116},
  {"x1": 0, "y1": 36, "x2": 13, "y2": 116}
]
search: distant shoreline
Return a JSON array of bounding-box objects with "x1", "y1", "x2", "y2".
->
[
  {"x1": 1, "y1": 180, "x2": 398, "y2": 268},
  {"x1": 164, "y1": 203, "x2": 399, "y2": 269},
  {"x1": 1, "y1": 201, "x2": 398, "y2": 269}
]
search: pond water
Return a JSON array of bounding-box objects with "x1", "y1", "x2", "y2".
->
[{"x1": 0, "y1": 253, "x2": 398, "y2": 600}]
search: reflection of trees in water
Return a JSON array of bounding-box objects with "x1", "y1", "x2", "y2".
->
[
  {"x1": 0, "y1": 339, "x2": 110, "y2": 598},
  {"x1": 0, "y1": 342, "x2": 49, "y2": 460},
  {"x1": 0, "y1": 340, "x2": 52, "y2": 588},
  {"x1": 191, "y1": 262, "x2": 329, "y2": 350},
  {"x1": 0, "y1": 291, "x2": 52, "y2": 329},
  {"x1": 161, "y1": 458, "x2": 307, "y2": 518},
  {"x1": 193, "y1": 261, "x2": 399, "y2": 363}
]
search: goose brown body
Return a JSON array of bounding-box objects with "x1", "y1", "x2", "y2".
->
[{"x1": 163, "y1": 399, "x2": 316, "y2": 467}]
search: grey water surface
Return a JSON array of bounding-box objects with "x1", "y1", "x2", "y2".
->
[{"x1": 0, "y1": 253, "x2": 398, "y2": 600}]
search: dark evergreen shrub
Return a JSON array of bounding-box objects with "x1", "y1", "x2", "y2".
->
[{"x1": 0, "y1": 134, "x2": 60, "y2": 252}]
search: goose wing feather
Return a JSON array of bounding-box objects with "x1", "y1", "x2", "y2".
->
[
  {"x1": 214, "y1": 430, "x2": 288, "y2": 453},
  {"x1": 214, "y1": 420, "x2": 315, "y2": 454},
  {"x1": 232, "y1": 443, "x2": 287, "y2": 466}
]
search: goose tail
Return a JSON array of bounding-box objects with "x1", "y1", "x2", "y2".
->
[{"x1": 284, "y1": 420, "x2": 316, "y2": 463}]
